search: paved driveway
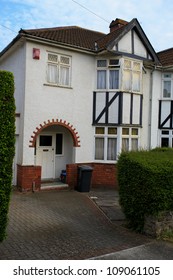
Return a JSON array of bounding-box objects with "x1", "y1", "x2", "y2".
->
[{"x1": 0, "y1": 189, "x2": 170, "y2": 260}]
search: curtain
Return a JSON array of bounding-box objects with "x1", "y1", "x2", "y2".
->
[
  {"x1": 122, "y1": 138, "x2": 129, "y2": 152},
  {"x1": 109, "y1": 70, "x2": 119, "y2": 89},
  {"x1": 107, "y1": 138, "x2": 117, "y2": 160},
  {"x1": 47, "y1": 64, "x2": 57, "y2": 84},
  {"x1": 131, "y1": 139, "x2": 138, "y2": 151},
  {"x1": 60, "y1": 66, "x2": 70, "y2": 86},
  {"x1": 123, "y1": 70, "x2": 131, "y2": 90},
  {"x1": 97, "y1": 70, "x2": 106, "y2": 89},
  {"x1": 95, "y1": 138, "x2": 104, "y2": 160},
  {"x1": 163, "y1": 81, "x2": 171, "y2": 98},
  {"x1": 133, "y1": 72, "x2": 140, "y2": 92}
]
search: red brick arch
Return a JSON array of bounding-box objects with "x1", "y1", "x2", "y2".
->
[{"x1": 29, "y1": 118, "x2": 81, "y2": 147}]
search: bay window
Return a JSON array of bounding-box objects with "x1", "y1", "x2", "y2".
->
[
  {"x1": 97, "y1": 59, "x2": 119, "y2": 90},
  {"x1": 123, "y1": 59, "x2": 141, "y2": 92},
  {"x1": 162, "y1": 73, "x2": 172, "y2": 98},
  {"x1": 95, "y1": 127, "x2": 117, "y2": 161},
  {"x1": 122, "y1": 127, "x2": 139, "y2": 152}
]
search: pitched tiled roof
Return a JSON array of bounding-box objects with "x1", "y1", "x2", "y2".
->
[
  {"x1": 20, "y1": 26, "x2": 105, "y2": 51},
  {"x1": 157, "y1": 48, "x2": 173, "y2": 67},
  {"x1": 96, "y1": 25, "x2": 126, "y2": 50}
]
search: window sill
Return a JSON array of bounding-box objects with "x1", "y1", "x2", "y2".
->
[
  {"x1": 43, "y1": 83, "x2": 73, "y2": 89},
  {"x1": 94, "y1": 160, "x2": 117, "y2": 164}
]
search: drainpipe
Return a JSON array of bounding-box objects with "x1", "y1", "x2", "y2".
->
[{"x1": 148, "y1": 66, "x2": 155, "y2": 150}]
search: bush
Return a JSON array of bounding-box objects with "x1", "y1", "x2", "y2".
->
[
  {"x1": 0, "y1": 70, "x2": 15, "y2": 242},
  {"x1": 117, "y1": 149, "x2": 173, "y2": 232}
]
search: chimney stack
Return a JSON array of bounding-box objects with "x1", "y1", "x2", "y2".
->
[{"x1": 109, "y1": 18, "x2": 128, "y2": 32}]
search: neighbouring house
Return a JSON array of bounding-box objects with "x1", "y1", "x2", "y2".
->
[{"x1": 0, "y1": 18, "x2": 172, "y2": 191}]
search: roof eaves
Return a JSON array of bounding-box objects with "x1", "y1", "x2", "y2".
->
[
  {"x1": 24, "y1": 33, "x2": 97, "y2": 54},
  {"x1": 0, "y1": 33, "x2": 22, "y2": 57}
]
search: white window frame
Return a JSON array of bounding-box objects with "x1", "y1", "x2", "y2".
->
[
  {"x1": 94, "y1": 127, "x2": 118, "y2": 162},
  {"x1": 47, "y1": 52, "x2": 71, "y2": 87},
  {"x1": 122, "y1": 58, "x2": 142, "y2": 93},
  {"x1": 160, "y1": 130, "x2": 173, "y2": 147},
  {"x1": 162, "y1": 73, "x2": 173, "y2": 99},
  {"x1": 96, "y1": 59, "x2": 120, "y2": 90},
  {"x1": 121, "y1": 127, "x2": 139, "y2": 152}
]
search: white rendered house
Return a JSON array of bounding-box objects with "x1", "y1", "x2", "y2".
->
[{"x1": 0, "y1": 18, "x2": 171, "y2": 191}]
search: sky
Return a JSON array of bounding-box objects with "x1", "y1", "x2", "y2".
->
[{"x1": 0, "y1": 0, "x2": 173, "y2": 53}]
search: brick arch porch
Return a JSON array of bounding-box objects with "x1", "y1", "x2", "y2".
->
[
  {"x1": 17, "y1": 118, "x2": 81, "y2": 192},
  {"x1": 29, "y1": 118, "x2": 81, "y2": 148}
]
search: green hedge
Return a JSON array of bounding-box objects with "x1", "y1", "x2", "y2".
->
[
  {"x1": 117, "y1": 148, "x2": 173, "y2": 232},
  {"x1": 0, "y1": 70, "x2": 15, "y2": 242}
]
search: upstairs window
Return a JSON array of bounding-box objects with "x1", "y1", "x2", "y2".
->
[
  {"x1": 97, "y1": 59, "x2": 119, "y2": 90},
  {"x1": 162, "y1": 73, "x2": 172, "y2": 99},
  {"x1": 123, "y1": 59, "x2": 141, "y2": 92},
  {"x1": 47, "y1": 53, "x2": 71, "y2": 87}
]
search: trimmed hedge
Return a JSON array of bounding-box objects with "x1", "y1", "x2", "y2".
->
[
  {"x1": 117, "y1": 148, "x2": 173, "y2": 232},
  {"x1": 0, "y1": 70, "x2": 15, "y2": 242}
]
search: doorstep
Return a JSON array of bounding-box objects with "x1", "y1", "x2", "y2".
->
[{"x1": 40, "y1": 181, "x2": 69, "y2": 191}]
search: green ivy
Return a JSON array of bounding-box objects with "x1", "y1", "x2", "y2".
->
[
  {"x1": 117, "y1": 149, "x2": 173, "y2": 232},
  {"x1": 0, "y1": 70, "x2": 15, "y2": 242}
]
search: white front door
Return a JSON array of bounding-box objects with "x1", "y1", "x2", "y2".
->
[{"x1": 36, "y1": 135, "x2": 54, "y2": 179}]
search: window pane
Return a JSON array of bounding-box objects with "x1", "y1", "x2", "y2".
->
[
  {"x1": 132, "y1": 128, "x2": 138, "y2": 135},
  {"x1": 47, "y1": 64, "x2": 58, "y2": 83},
  {"x1": 164, "y1": 73, "x2": 171, "y2": 78},
  {"x1": 95, "y1": 127, "x2": 105, "y2": 134},
  {"x1": 97, "y1": 60, "x2": 107, "y2": 67},
  {"x1": 161, "y1": 138, "x2": 169, "y2": 147},
  {"x1": 95, "y1": 138, "x2": 104, "y2": 160},
  {"x1": 163, "y1": 81, "x2": 171, "y2": 98},
  {"x1": 97, "y1": 70, "x2": 106, "y2": 89},
  {"x1": 131, "y1": 139, "x2": 138, "y2": 151},
  {"x1": 123, "y1": 70, "x2": 131, "y2": 90},
  {"x1": 60, "y1": 56, "x2": 70, "y2": 65},
  {"x1": 109, "y1": 70, "x2": 119, "y2": 89},
  {"x1": 107, "y1": 138, "x2": 117, "y2": 160},
  {"x1": 109, "y1": 59, "x2": 119, "y2": 66},
  {"x1": 162, "y1": 130, "x2": 169, "y2": 135},
  {"x1": 122, "y1": 128, "x2": 129, "y2": 135},
  {"x1": 133, "y1": 62, "x2": 140, "y2": 71},
  {"x1": 39, "y1": 136, "x2": 52, "y2": 146},
  {"x1": 108, "y1": 127, "x2": 117, "y2": 135},
  {"x1": 60, "y1": 66, "x2": 70, "y2": 86},
  {"x1": 124, "y1": 60, "x2": 131, "y2": 69},
  {"x1": 48, "y1": 54, "x2": 58, "y2": 62},
  {"x1": 56, "y1": 134, "x2": 63, "y2": 154},
  {"x1": 122, "y1": 138, "x2": 129, "y2": 151},
  {"x1": 133, "y1": 72, "x2": 140, "y2": 92}
]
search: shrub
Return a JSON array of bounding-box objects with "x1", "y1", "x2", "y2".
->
[
  {"x1": 117, "y1": 149, "x2": 173, "y2": 232},
  {"x1": 0, "y1": 70, "x2": 15, "y2": 242}
]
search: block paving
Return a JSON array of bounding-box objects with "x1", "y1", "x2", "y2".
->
[{"x1": 0, "y1": 189, "x2": 156, "y2": 260}]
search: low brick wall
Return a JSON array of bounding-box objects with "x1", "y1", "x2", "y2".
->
[
  {"x1": 17, "y1": 164, "x2": 41, "y2": 192},
  {"x1": 66, "y1": 162, "x2": 118, "y2": 189}
]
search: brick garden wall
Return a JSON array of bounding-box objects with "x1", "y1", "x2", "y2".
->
[
  {"x1": 66, "y1": 163, "x2": 118, "y2": 189},
  {"x1": 17, "y1": 163, "x2": 118, "y2": 191},
  {"x1": 17, "y1": 165, "x2": 41, "y2": 192}
]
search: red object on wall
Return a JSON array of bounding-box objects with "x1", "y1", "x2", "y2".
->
[{"x1": 33, "y1": 48, "x2": 40, "y2": 59}]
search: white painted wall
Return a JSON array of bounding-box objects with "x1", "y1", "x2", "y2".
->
[{"x1": 21, "y1": 41, "x2": 95, "y2": 165}]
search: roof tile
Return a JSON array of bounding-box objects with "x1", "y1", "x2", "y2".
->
[{"x1": 157, "y1": 48, "x2": 173, "y2": 66}]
